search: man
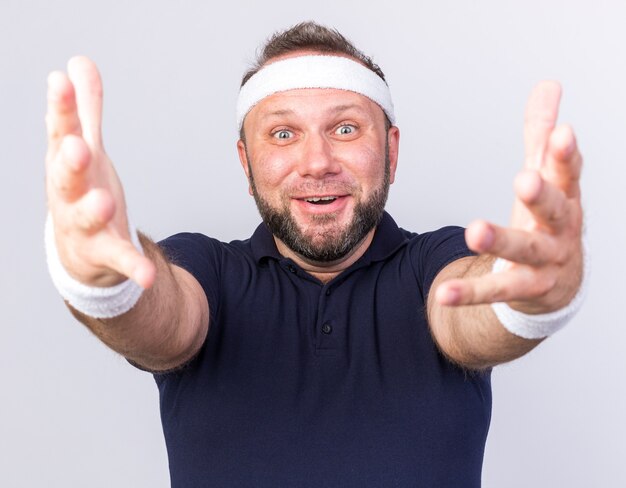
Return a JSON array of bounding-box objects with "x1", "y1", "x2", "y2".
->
[{"x1": 45, "y1": 22, "x2": 584, "y2": 487}]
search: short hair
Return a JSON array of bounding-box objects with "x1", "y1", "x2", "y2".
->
[
  {"x1": 240, "y1": 21, "x2": 387, "y2": 87},
  {"x1": 239, "y1": 22, "x2": 391, "y2": 140}
]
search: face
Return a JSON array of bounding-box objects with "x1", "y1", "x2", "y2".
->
[{"x1": 238, "y1": 87, "x2": 399, "y2": 263}]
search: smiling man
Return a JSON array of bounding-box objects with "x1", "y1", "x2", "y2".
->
[
  {"x1": 239, "y1": 81, "x2": 396, "y2": 275},
  {"x1": 45, "y1": 22, "x2": 586, "y2": 487}
]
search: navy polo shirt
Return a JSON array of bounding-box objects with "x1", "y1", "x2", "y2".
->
[{"x1": 156, "y1": 212, "x2": 491, "y2": 487}]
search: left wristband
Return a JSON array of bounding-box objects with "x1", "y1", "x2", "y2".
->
[
  {"x1": 45, "y1": 215, "x2": 145, "y2": 319},
  {"x1": 490, "y1": 251, "x2": 589, "y2": 339}
]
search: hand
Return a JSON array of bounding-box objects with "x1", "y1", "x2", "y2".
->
[
  {"x1": 436, "y1": 81, "x2": 584, "y2": 313},
  {"x1": 45, "y1": 56, "x2": 155, "y2": 288}
]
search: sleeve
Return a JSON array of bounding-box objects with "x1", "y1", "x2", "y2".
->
[
  {"x1": 158, "y1": 233, "x2": 223, "y2": 321},
  {"x1": 409, "y1": 226, "x2": 475, "y2": 298}
]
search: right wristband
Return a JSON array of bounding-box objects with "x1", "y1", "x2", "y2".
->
[
  {"x1": 490, "y1": 251, "x2": 589, "y2": 339},
  {"x1": 45, "y1": 215, "x2": 145, "y2": 319}
]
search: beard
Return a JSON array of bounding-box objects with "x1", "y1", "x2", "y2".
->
[{"x1": 248, "y1": 156, "x2": 391, "y2": 263}]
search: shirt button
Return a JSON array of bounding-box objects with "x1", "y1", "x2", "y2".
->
[
  {"x1": 288, "y1": 265, "x2": 297, "y2": 273},
  {"x1": 325, "y1": 288, "x2": 331, "y2": 296},
  {"x1": 322, "y1": 323, "x2": 332, "y2": 334}
]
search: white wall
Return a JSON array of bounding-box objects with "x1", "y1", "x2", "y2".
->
[{"x1": 0, "y1": 1, "x2": 623, "y2": 486}]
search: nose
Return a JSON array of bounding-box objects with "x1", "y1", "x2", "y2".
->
[{"x1": 296, "y1": 132, "x2": 341, "y2": 178}]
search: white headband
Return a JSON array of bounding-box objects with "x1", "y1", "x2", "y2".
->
[{"x1": 236, "y1": 55, "x2": 395, "y2": 130}]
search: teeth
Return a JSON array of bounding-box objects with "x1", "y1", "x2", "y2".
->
[{"x1": 305, "y1": 196, "x2": 337, "y2": 203}]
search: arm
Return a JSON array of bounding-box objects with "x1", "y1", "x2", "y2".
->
[
  {"x1": 427, "y1": 81, "x2": 584, "y2": 370},
  {"x1": 46, "y1": 57, "x2": 208, "y2": 371}
]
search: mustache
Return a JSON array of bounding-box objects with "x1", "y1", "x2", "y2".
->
[
  {"x1": 285, "y1": 180, "x2": 357, "y2": 195},
  {"x1": 245, "y1": 159, "x2": 357, "y2": 195}
]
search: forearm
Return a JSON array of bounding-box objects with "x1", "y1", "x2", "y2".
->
[
  {"x1": 45, "y1": 58, "x2": 209, "y2": 371},
  {"x1": 427, "y1": 82, "x2": 584, "y2": 371},
  {"x1": 67, "y1": 234, "x2": 209, "y2": 371},
  {"x1": 428, "y1": 256, "x2": 543, "y2": 370}
]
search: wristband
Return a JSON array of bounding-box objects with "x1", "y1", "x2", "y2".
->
[
  {"x1": 490, "y1": 252, "x2": 589, "y2": 339},
  {"x1": 45, "y1": 215, "x2": 144, "y2": 319}
]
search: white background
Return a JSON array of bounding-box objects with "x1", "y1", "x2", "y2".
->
[{"x1": 0, "y1": 1, "x2": 624, "y2": 486}]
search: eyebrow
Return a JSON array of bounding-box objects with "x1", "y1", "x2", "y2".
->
[
  {"x1": 261, "y1": 109, "x2": 295, "y2": 120},
  {"x1": 328, "y1": 104, "x2": 363, "y2": 114},
  {"x1": 260, "y1": 103, "x2": 366, "y2": 120}
]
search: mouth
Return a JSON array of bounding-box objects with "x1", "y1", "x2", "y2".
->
[
  {"x1": 302, "y1": 196, "x2": 339, "y2": 205},
  {"x1": 292, "y1": 194, "x2": 350, "y2": 215}
]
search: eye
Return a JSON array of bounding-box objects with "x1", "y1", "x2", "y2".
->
[
  {"x1": 335, "y1": 124, "x2": 356, "y2": 135},
  {"x1": 273, "y1": 129, "x2": 293, "y2": 140}
]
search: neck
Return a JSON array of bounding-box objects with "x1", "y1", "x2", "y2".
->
[{"x1": 274, "y1": 228, "x2": 376, "y2": 283}]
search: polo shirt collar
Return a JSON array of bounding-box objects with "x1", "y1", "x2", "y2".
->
[
  {"x1": 250, "y1": 220, "x2": 283, "y2": 262},
  {"x1": 250, "y1": 211, "x2": 408, "y2": 264},
  {"x1": 359, "y1": 211, "x2": 408, "y2": 263}
]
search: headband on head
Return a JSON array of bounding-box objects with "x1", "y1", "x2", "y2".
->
[{"x1": 236, "y1": 55, "x2": 395, "y2": 131}]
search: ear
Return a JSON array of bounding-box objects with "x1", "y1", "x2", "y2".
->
[
  {"x1": 387, "y1": 126, "x2": 400, "y2": 184},
  {"x1": 237, "y1": 139, "x2": 254, "y2": 196}
]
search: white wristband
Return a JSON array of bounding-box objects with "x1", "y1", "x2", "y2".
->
[
  {"x1": 490, "y1": 253, "x2": 589, "y2": 339},
  {"x1": 45, "y1": 215, "x2": 145, "y2": 319}
]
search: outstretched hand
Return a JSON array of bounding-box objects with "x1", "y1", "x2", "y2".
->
[
  {"x1": 45, "y1": 56, "x2": 155, "y2": 289},
  {"x1": 436, "y1": 81, "x2": 584, "y2": 314}
]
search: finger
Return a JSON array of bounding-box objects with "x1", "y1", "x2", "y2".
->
[
  {"x1": 68, "y1": 188, "x2": 116, "y2": 233},
  {"x1": 96, "y1": 234, "x2": 157, "y2": 289},
  {"x1": 514, "y1": 170, "x2": 571, "y2": 233},
  {"x1": 523, "y1": 81, "x2": 561, "y2": 170},
  {"x1": 542, "y1": 124, "x2": 583, "y2": 199},
  {"x1": 46, "y1": 71, "x2": 82, "y2": 160},
  {"x1": 67, "y1": 56, "x2": 103, "y2": 147},
  {"x1": 465, "y1": 220, "x2": 559, "y2": 266},
  {"x1": 48, "y1": 135, "x2": 91, "y2": 203},
  {"x1": 435, "y1": 266, "x2": 554, "y2": 307}
]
